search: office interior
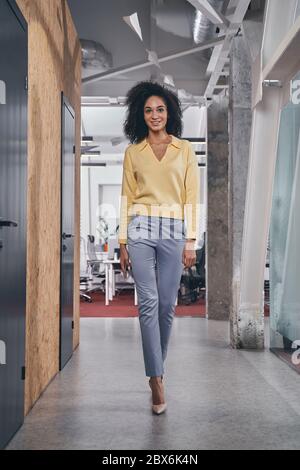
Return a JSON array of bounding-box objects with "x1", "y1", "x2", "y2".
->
[
  {"x1": 1, "y1": 0, "x2": 300, "y2": 451},
  {"x1": 80, "y1": 105, "x2": 207, "y2": 314}
]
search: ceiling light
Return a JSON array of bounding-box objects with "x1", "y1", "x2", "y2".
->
[{"x1": 81, "y1": 136, "x2": 94, "y2": 143}]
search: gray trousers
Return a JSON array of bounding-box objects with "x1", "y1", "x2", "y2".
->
[{"x1": 127, "y1": 215, "x2": 186, "y2": 377}]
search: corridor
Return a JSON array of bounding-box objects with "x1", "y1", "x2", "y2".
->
[
  {"x1": 1, "y1": 0, "x2": 300, "y2": 452},
  {"x1": 6, "y1": 318, "x2": 300, "y2": 450}
]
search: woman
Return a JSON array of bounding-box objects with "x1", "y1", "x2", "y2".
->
[{"x1": 118, "y1": 81, "x2": 200, "y2": 415}]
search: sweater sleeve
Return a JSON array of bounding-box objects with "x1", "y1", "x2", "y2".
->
[
  {"x1": 118, "y1": 147, "x2": 137, "y2": 244},
  {"x1": 184, "y1": 142, "x2": 200, "y2": 241}
]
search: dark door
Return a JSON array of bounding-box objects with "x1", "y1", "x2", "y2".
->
[
  {"x1": 60, "y1": 94, "x2": 75, "y2": 370},
  {"x1": 0, "y1": 0, "x2": 27, "y2": 449}
]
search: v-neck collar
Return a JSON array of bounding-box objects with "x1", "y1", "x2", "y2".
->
[
  {"x1": 148, "y1": 139, "x2": 170, "y2": 163},
  {"x1": 136, "y1": 134, "x2": 182, "y2": 155}
]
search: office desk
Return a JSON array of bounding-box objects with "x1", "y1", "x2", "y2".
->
[{"x1": 103, "y1": 259, "x2": 138, "y2": 306}]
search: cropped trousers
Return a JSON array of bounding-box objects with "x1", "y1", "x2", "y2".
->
[{"x1": 127, "y1": 215, "x2": 186, "y2": 377}]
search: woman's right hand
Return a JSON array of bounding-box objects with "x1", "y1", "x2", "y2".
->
[{"x1": 120, "y1": 244, "x2": 131, "y2": 278}]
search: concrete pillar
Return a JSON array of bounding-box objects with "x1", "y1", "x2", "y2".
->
[
  {"x1": 228, "y1": 36, "x2": 252, "y2": 346},
  {"x1": 206, "y1": 96, "x2": 230, "y2": 320}
]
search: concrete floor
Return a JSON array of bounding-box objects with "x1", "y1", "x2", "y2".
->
[{"x1": 6, "y1": 318, "x2": 300, "y2": 450}]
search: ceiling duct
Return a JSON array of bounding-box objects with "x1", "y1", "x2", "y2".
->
[
  {"x1": 154, "y1": 0, "x2": 224, "y2": 57},
  {"x1": 80, "y1": 39, "x2": 113, "y2": 71},
  {"x1": 193, "y1": 0, "x2": 225, "y2": 44},
  {"x1": 153, "y1": 0, "x2": 224, "y2": 42}
]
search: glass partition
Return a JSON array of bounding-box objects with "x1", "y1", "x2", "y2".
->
[
  {"x1": 269, "y1": 72, "x2": 300, "y2": 371},
  {"x1": 262, "y1": 0, "x2": 299, "y2": 70}
]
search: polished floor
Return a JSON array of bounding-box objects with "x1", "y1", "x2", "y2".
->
[{"x1": 6, "y1": 318, "x2": 300, "y2": 450}]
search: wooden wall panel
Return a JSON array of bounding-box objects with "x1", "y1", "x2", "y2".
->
[{"x1": 16, "y1": 0, "x2": 81, "y2": 414}]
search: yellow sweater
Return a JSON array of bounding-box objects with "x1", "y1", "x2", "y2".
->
[{"x1": 118, "y1": 135, "x2": 200, "y2": 244}]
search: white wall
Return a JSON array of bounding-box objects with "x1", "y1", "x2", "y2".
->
[
  {"x1": 182, "y1": 106, "x2": 207, "y2": 138},
  {"x1": 81, "y1": 166, "x2": 123, "y2": 246}
]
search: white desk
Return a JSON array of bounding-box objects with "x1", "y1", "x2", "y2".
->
[
  {"x1": 102, "y1": 258, "x2": 179, "y2": 307},
  {"x1": 103, "y1": 259, "x2": 138, "y2": 306}
]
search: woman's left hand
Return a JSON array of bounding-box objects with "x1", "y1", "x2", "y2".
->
[{"x1": 182, "y1": 240, "x2": 196, "y2": 268}]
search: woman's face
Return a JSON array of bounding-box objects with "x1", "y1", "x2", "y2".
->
[{"x1": 144, "y1": 96, "x2": 168, "y2": 133}]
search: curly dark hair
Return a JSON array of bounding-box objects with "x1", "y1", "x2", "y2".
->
[{"x1": 123, "y1": 80, "x2": 183, "y2": 144}]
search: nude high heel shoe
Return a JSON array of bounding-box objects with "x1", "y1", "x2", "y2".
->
[
  {"x1": 149, "y1": 377, "x2": 167, "y2": 415},
  {"x1": 152, "y1": 402, "x2": 167, "y2": 415}
]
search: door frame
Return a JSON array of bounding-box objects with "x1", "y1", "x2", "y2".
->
[
  {"x1": 6, "y1": 0, "x2": 27, "y2": 31},
  {"x1": 0, "y1": 0, "x2": 28, "y2": 449},
  {"x1": 59, "y1": 92, "x2": 75, "y2": 370}
]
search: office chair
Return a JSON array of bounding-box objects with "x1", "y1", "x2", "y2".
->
[
  {"x1": 80, "y1": 235, "x2": 106, "y2": 303},
  {"x1": 195, "y1": 239, "x2": 206, "y2": 294},
  {"x1": 178, "y1": 239, "x2": 206, "y2": 305},
  {"x1": 80, "y1": 236, "x2": 92, "y2": 303},
  {"x1": 85, "y1": 235, "x2": 106, "y2": 294}
]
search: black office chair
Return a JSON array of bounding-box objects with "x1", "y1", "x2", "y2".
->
[
  {"x1": 195, "y1": 240, "x2": 206, "y2": 293},
  {"x1": 178, "y1": 239, "x2": 206, "y2": 305}
]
